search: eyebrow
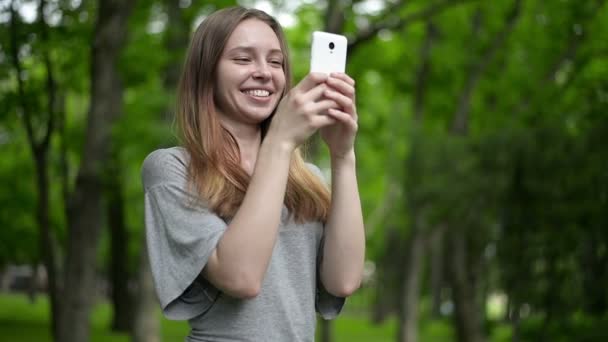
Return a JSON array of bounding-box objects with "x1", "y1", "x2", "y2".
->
[{"x1": 226, "y1": 46, "x2": 283, "y2": 56}]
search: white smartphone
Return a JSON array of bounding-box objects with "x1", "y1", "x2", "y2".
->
[{"x1": 310, "y1": 31, "x2": 348, "y2": 74}]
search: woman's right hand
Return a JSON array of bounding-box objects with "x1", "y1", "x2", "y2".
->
[{"x1": 266, "y1": 73, "x2": 339, "y2": 150}]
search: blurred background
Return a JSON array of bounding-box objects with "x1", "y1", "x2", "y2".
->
[{"x1": 1, "y1": 0, "x2": 607, "y2": 341}]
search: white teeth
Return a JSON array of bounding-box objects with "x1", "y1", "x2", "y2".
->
[{"x1": 243, "y1": 89, "x2": 270, "y2": 97}]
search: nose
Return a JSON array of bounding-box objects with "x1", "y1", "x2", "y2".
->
[{"x1": 252, "y1": 62, "x2": 271, "y2": 80}]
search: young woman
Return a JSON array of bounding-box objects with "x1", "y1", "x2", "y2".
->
[{"x1": 142, "y1": 6, "x2": 365, "y2": 341}]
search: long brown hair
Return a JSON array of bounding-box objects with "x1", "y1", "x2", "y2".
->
[{"x1": 176, "y1": 6, "x2": 330, "y2": 223}]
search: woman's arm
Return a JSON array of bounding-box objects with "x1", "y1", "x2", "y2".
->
[
  {"x1": 203, "y1": 138, "x2": 292, "y2": 298},
  {"x1": 203, "y1": 73, "x2": 339, "y2": 299},
  {"x1": 319, "y1": 151, "x2": 366, "y2": 297},
  {"x1": 317, "y1": 73, "x2": 365, "y2": 297}
]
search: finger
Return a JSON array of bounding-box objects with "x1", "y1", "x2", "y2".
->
[
  {"x1": 310, "y1": 113, "x2": 337, "y2": 129},
  {"x1": 323, "y1": 89, "x2": 354, "y2": 114},
  {"x1": 301, "y1": 83, "x2": 330, "y2": 103},
  {"x1": 326, "y1": 76, "x2": 355, "y2": 99},
  {"x1": 329, "y1": 72, "x2": 355, "y2": 87},
  {"x1": 295, "y1": 72, "x2": 329, "y2": 93},
  {"x1": 327, "y1": 108, "x2": 358, "y2": 130},
  {"x1": 310, "y1": 99, "x2": 340, "y2": 114}
]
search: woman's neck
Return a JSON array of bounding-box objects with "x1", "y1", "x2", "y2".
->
[
  {"x1": 237, "y1": 132, "x2": 261, "y2": 175},
  {"x1": 219, "y1": 117, "x2": 262, "y2": 175}
]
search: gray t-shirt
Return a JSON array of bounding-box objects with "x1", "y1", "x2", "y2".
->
[{"x1": 141, "y1": 147, "x2": 344, "y2": 342}]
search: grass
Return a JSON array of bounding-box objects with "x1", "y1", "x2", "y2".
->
[
  {"x1": 0, "y1": 292, "x2": 516, "y2": 341},
  {"x1": 0, "y1": 293, "x2": 398, "y2": 341},
  {"x1": 0, "y1": 293, "x2": 188, "y2": 342}
]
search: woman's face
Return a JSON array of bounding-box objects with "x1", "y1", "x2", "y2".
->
[{"x1": 215, "y1": 19, "x2": 286, "y2": 127}]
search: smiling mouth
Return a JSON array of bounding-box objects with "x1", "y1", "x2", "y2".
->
[{"x1": 242, "y1": 89, "x2": 271, "y2": 97}]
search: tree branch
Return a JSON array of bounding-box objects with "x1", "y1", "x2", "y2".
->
[
  {"x1": 514, "y1": 0, "x2": 607, "y2": 113},
  {"x1": 348, "y1": 0, "x2": 476, "y2": 54},
  {"x1": 544, "y1": 0, "x2": 607, "y2": 83},
  {"x1": 450, "y1": 0, "x2": 523, "y2": 135},
  {"x1": 38, "y1": 0, "x2": 57, "y2": 149},
  {"x1": 324, "y1": 0, "x2": 345, "y2": 33},
  {"x1": 368, "y1": 0, "x2": 407, "y2": 26},
  {"x1": 9, "y1": 1, "x2": 36, "y2": 149},
  {"x1": 414, "y1": 20, "x2": 438, "y2": 122}
]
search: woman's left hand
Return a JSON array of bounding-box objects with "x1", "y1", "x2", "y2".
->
[{"x1": 320, "y1": 73, "x2": 358, "y2": 159}]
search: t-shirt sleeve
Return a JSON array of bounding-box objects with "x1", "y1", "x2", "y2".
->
[
  {"x1": 142, "y1": 149, "x2": 227, "y2": 320},
  {"x1": 306, "y1": 163, "x2": 346, "y2": 319},
  {"x1": 315, "y1": 235, "x2": 346, "y2": 319}
]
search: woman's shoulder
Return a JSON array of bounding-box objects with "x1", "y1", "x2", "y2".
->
[{"x1": 141, "y1": 146, "x2": 190, "y2": 190}]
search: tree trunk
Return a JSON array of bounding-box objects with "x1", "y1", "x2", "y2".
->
[
  {"x1": 306, "y1": 0, "x2": 349, "y2": 162},
  {"x1": 9, "y1": 1, "x2": 61, "y2": 338},
  {"x1": 34, "y1": 151, "x2": 61, "y2": 338},
  {"x1": 162, "y1": 0, "x2": 191, "y2": 90},
  {"x1": 107, "y1": 153, "x2": 134, "y2": 332},
  {"x1": 57, "y1": 1, "x2": 136, "y2": 341},
  {"x1": 132, "y1": 242, "x2": 160, "y2": 342},
  {"x1": 429, "y1": 229, "x2": 444, "y2": 318},
  {"x1": 444, "y1": 3, "x2": 522, "y2": 340},
  {"x1": 319, "y1": 318, "x2": 333, "y2": 342},
  {"x1": 447, "y1": 231, "x2": 485, "y2": 342},
  {"x1": 372, "y1": 226, "x2": 404, "y2": 323},
  {"x1": 131, "y1": 1, "x2": 189, "y2": 340},
  {"x1": 508, "y1": 300, "x2": 521, "y2": 342},
  {"x1": 581, "y1": 232, "x2": 608, "y2": 315},
  {"x1": 27, "y1": 262, "x2": 39, "y2": 303},
  {"x1": 395, "y1": 18, "x2": 438, "y2": 341},
  {"x1": 398, "y1": 227, "x2": 426, "y2": 342},
  {"x1": 0, "y1": 267, "x2": 9, "y2": 291}
]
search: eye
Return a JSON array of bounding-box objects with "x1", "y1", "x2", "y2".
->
[
  {"x1": 233, "y1": 57, "x2": 251, "y2": 63},
  {"x1": 269, "y1": 59, "x2": 284, "y2": 67}
]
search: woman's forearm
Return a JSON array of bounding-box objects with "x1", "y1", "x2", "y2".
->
[
  {"x1": 320, "y1": 150, "x2": 366, "y2": 297},
  {"x1": 203, "y1": 137, "x2": 293, "y2": 298}
]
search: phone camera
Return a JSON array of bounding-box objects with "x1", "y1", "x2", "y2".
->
[{"x1": 329, "y1": 42, "x2": 335, "y2": 50}]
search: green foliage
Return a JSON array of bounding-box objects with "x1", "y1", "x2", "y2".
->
[{"x1": 0, "y1": 138, "x2": 37, "y2": 266}]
